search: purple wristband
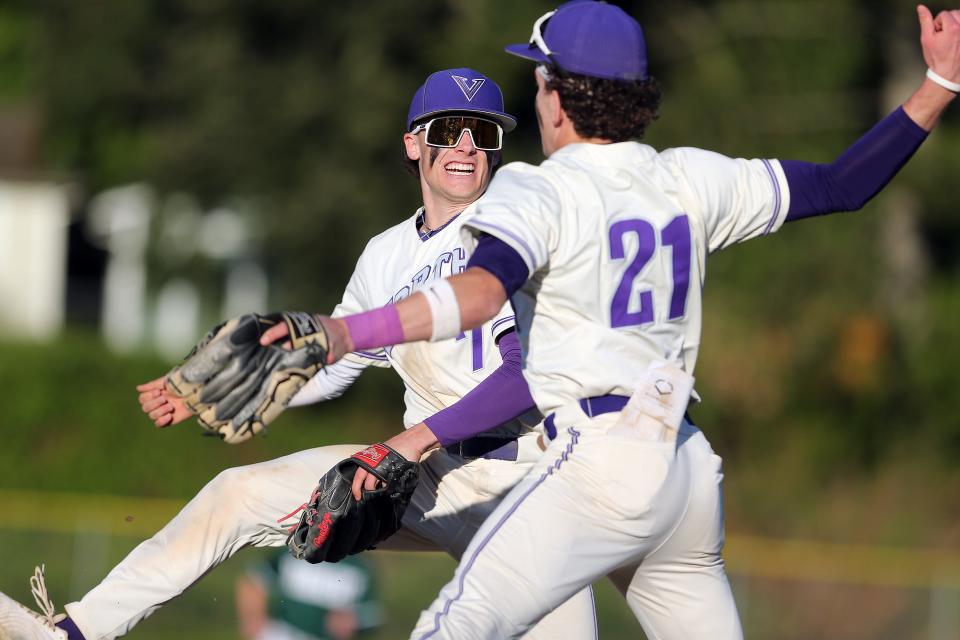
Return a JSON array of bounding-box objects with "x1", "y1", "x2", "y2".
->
[{"x1": 343, "y1": 305, "x2": 404, "y2": 352}]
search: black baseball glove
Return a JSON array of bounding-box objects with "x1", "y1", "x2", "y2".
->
[
  {"x1": 165, "y1": 311, "x2": 328, "y2": 443},
  {"x1": 287, "y1": 443, "x2": 419, "y2": 563}
]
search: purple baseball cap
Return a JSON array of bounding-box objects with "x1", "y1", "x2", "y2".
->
[
  {"x1": 505, "y1": 1, "x2": 648, "y2": 82},
  {"x1": 406, "y1": 68, "x2": 517, "y2": 132}
]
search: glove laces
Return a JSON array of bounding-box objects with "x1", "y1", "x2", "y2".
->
[
  {"x1": 277, "y1": 486, "x2": 324, "y2": 533},
  {"x1": 28, "y1": 565, "x2": 59, "y2": 628},
  {"x1": 277, "y1": 502, "x2": 309, "y2": 533}
]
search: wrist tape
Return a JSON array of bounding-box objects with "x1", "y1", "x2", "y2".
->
[{"x1": 422, "y1": 279, "x2": 462, "y2": 342}]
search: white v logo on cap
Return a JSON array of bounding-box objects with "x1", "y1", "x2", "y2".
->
[{"x1": 451, "y1": 75, "x2": 485, "y2": 102}]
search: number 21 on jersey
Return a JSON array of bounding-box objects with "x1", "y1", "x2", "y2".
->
[{"x1": 608, "y1": 214, "x2": 691, "y2": 328}]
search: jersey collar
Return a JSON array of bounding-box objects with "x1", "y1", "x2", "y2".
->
[{"x1": 415, "y1": 208, "x2": 463, "y2": 243}]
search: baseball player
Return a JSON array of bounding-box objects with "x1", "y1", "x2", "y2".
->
[
  {"x1": 0, "y1": 68, "x2": 597, "y2": 640},
  {"x1": 260, "y1": 2, "x2": 960, "y2": 638}
]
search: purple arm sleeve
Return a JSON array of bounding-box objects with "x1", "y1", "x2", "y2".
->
[
  {"x1": 783, "y1": 107, "x2": 928, "y2": 222},
  {"x1": 466, "y1": 234, "x2": 530, "y2": 297},
  {"x1": 423, "y1": 330, "x2": 534, "y2": 447}
]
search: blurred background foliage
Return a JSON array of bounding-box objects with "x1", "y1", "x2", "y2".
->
[{"x1": 2, "y1": 0, "x2": 960, "y2": 638}]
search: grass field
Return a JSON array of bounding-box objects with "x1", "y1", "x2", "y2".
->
[
  {"x1": 3, "y1": 522, "x2": 958, "y2": 639},
  {"x1": 0, "y1": 528, "x2": 644, "y2": 639}
]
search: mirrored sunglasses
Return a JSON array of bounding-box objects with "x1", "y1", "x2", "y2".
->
[{"x1": 410, "y1": 116, "x2": 503, "y2": 151}]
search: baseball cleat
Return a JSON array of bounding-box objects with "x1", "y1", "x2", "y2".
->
[{"x1": 0, "y1": 567, "x2": 67, "y2": 640}]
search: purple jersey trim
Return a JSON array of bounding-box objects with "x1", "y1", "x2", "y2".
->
[
  {"x1": 467, "y1": 234, "x2": 530, "y2": 298},
  {"x1": 419, "y1": 428, "x2": 581, "y2": 639},
  {"x1": 490, "y1": 315, "x2": 516, "y2": 339},
  {"x1": 468, "y1": 220, "x2": 538, "y2": 272},
  {"x1": 354, "y1": 349, "x2": 388, "y2": 361},
  {"x1": 783, "y1": 106, "x2": 928, "y2": 221},
  {"x1": 423, "y1": 330, "x2": 533, "y2": 447},
  {"x1": 415, "y1": 209, "x2": 463, "y2": 242},
  {"x1": 761, "y1": 159, "x2": 782, "y2": 235}
]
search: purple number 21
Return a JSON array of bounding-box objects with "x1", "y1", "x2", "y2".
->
[{"x1": 608, "y1": 215, "x2": 691, "y2": 328}]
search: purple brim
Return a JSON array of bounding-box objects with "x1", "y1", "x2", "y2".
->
[
  {"x1": 413, "y1": 107, "x2": 517, "y2": 133},
  {"x1": 504, "y1": 43, "x2": 551, "y2": 65}
]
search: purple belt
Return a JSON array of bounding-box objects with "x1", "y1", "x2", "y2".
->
[
  {"x1": 543, "y1": 394, "x2": 694, "y2": 439},
  {"x1": 445, "y1": 436, "x2": 519, "y2": 461},
  {"x1": 578, "y1": 394, "x2": 631, "y2": 417}
]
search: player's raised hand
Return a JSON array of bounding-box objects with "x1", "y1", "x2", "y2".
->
[
  {"x1": 136, "y1": 376, "x2": 194, "y2": 427},
  {"x1": 918, "y1": 5, "x2": 960, "y2": 83}
]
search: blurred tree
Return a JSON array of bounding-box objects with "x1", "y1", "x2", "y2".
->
[
  {"x1": 11, "y1": 0, "x2": 960, "y2": 491},
  {"x1": 31, "y1": 0, "x2": 556, "y2": 311}
]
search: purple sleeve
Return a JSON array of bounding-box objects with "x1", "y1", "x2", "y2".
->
[
  {"x1": 783, "y1": 107, "x2": 928, "y2": 222},
  {"x1": 423, "y1": 330, "x2": 534, "y2": 446},
  {"x1": 466, "y1": 234, "x2": 530, "y2": 297}
]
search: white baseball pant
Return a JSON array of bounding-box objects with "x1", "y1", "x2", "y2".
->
[
  {"x1": 63, "y1": 439, "x2": 597, "y2": 639},
  {"x1": 409, "y1": 408, "x2": 743, "y2": 639}
]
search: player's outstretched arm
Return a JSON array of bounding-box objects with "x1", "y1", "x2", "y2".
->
[
  {"x1": 350, "y1": 330, "x2": 535, "y2": 498},
  {"x1": 397, "y1": 267, "x2": 508, "y2": 342},
  {"x1": 260, "y1": 267, "x2": 508, "y2": 365},
  {"x1": 779, "y1": 6, "x2": 959, "y2": 223}
]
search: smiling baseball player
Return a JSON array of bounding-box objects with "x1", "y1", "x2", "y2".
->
[
  {"x1": 0, "y1": 68, "x2": 597, "y2": 640},
  {"x1": 252, "y1": 2, "x2": 960, "y2": 638}
]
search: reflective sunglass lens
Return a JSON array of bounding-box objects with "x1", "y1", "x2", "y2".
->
[
  {"x1": 427, "y1": 118, "x2": 466, "y2": 146},
  {"x1": 424, "y1": 117, "x2": 502, "y2": 150}
]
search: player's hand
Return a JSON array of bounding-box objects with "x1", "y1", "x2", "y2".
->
[
  {"x1": 350, "y1": 424, "x2": 439, "y2": 500},
  {"x1": 136, "y1": 377, "x2": 194, "y2": 427},
  {"x1": 259, "y1": 313, "x2": 352, "y2": 365},
  {"x1": 918, "y1": 5, "x2": 960, "y2": 84}
]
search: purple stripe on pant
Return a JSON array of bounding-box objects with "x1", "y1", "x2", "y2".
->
[{"x1": 419, "y1": 428, "x2": 583, "y2": 639}]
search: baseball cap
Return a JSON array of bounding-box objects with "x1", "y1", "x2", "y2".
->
[
  {"x1": 406, "y1": 68, "x2": 517, "y2": 132},
  {"x1": 504, "y1": 1, "x2": 648, "y2": 81}
]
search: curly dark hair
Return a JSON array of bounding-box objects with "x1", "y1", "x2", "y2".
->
[{"x1": 544, "y1": 69, "x2": 662, "y2": 142}]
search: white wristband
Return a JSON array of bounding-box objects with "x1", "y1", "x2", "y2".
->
[
  {"x1": 926, "y1": 68, "x2": 960, "y2": 93},
  {"x1": 421, "y1": 279, "x2": 462, "y2": 342}
]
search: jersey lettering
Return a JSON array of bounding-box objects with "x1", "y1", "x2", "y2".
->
[
  {"x1": 662, "y1": 215, "x2": 691, "y2": 319},
  {"x1": 451, "y1": 247, "x2": 468, "y2": 274},
  {"x1": 456, "y1": 328, "x2": 484, "y2": 371},
  {"x1": 608, "y1": 214, "x2": 691, "y2": 328},
  {"x1": 609, "y1": 219, "x2": 656, "y2": 327},
  {"x1": 390, "y1": 246, "x2": 470, "y2": 303},
  {"x1": 411, "y1": 265, "x2": 432, "y2": 291},
  {"x1": 433, "y1": 251, "x2": 453, "y2": 277}
]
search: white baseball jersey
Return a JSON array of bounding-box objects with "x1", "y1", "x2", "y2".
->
[
  {"x1": 60, "y1": 207, "x2": 599, "y2": 640},
  {"x1": 464, "y1": 142, "x2": 790, "y2": 416},
  {"x1": 333, "y1": 205, "x2": 516, "y2": 429}
]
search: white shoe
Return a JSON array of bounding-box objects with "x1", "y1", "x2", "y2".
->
[{"x1": 0, "y1": 567, "x2": 68, "y2": 640}]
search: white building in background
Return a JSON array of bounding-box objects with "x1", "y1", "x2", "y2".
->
[
  {"x1": 87, "y1": 184, "x2": 154, "y2": 353},
  {"x1": 0, "y1": 178, "x2": 269, "y2": 360},
  {"x1": 0, "y1": 178, "x2": 72, "y2": 341},
  {"x1": 86, "y1": 185, "x2": 270, "y2": 359}
]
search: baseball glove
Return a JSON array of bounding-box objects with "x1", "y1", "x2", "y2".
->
[
  {"x1": 166, "y1": 311, "x2": 328, "y2": 443},
  {"x1": 287, "y1": 443, "x2": 419, "y2": 563}
]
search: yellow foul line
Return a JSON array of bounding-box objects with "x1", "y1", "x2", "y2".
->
[{"x1": 2, "y1": 489, "x2": 959, "y2": 588}]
